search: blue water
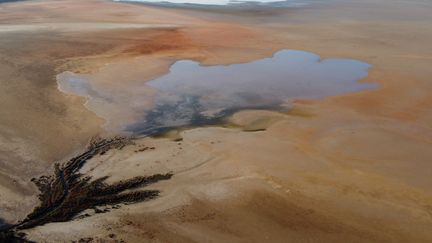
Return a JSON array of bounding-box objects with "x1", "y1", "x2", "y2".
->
[
  {"x1": 113, "y1": 0, "x2": 309, "y2": 7},
  {"x1": 0, "y1": 0, "x2": 26, "y2": 3},
  {"x1": 57, "y1": 50, "x2": 378, "y2": 134},
  {"x1": 149, "y1": 50, "x2": 374, "y2": 103}
]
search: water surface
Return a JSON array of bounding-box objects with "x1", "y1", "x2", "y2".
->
[
  {"x1": 115, "y1": 0, "x2": 279, "y2": 4},
  {"x1": 57, "y1": 50, "x2": 377, "y2": 134},
  {"x1": 113, "y1": 0, "x2": 308, "y2": 7}
]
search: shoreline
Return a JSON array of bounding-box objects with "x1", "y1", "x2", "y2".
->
[{"x1": 54, "y1": 48, "x2": 376, "y2": 135}]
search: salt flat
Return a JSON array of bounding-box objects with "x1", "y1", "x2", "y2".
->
[{"x1": 0, "y1": 0, "x2": 431, "y2": 242}]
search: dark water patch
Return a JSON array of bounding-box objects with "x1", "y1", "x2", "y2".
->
[
  {"x1": 0, "y1": 0, "x2": 27, "y2": 3},
  {"x1": 126, "y1": 94, "x2": 282, "y2": 135}
]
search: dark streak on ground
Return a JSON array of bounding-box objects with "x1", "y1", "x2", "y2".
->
[
  {"x1": 127, "y1": 95, "x2": 283, "y2": 136},
  {"x1": 0, "y1": 137, "x2": 173, "y2": 242}
]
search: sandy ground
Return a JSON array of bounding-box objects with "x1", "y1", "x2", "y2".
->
[
  {"x1": 0, "y1": 0, "x2": 432, "y2": 242},
  {"x1": 0, "y1": 0, "x2": 275, "y2": 223}
]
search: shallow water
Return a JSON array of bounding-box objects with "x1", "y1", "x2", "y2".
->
[
  {"x1": 115, "y1": 0, "x2": 278, "y2": 4},
  {"x1": 0, "y1": 0, "x2": 25, "y2": 3},
  {"x1": 57, "y1": 50, "x2": 377, "y2": 134},
  {"x1": 113, "y1": 0, "x2": 308, "y2": 7}
]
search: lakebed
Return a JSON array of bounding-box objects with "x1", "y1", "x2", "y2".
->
[{"x1": 1, "y1": 0, "x2": 432, "y2": 242}]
